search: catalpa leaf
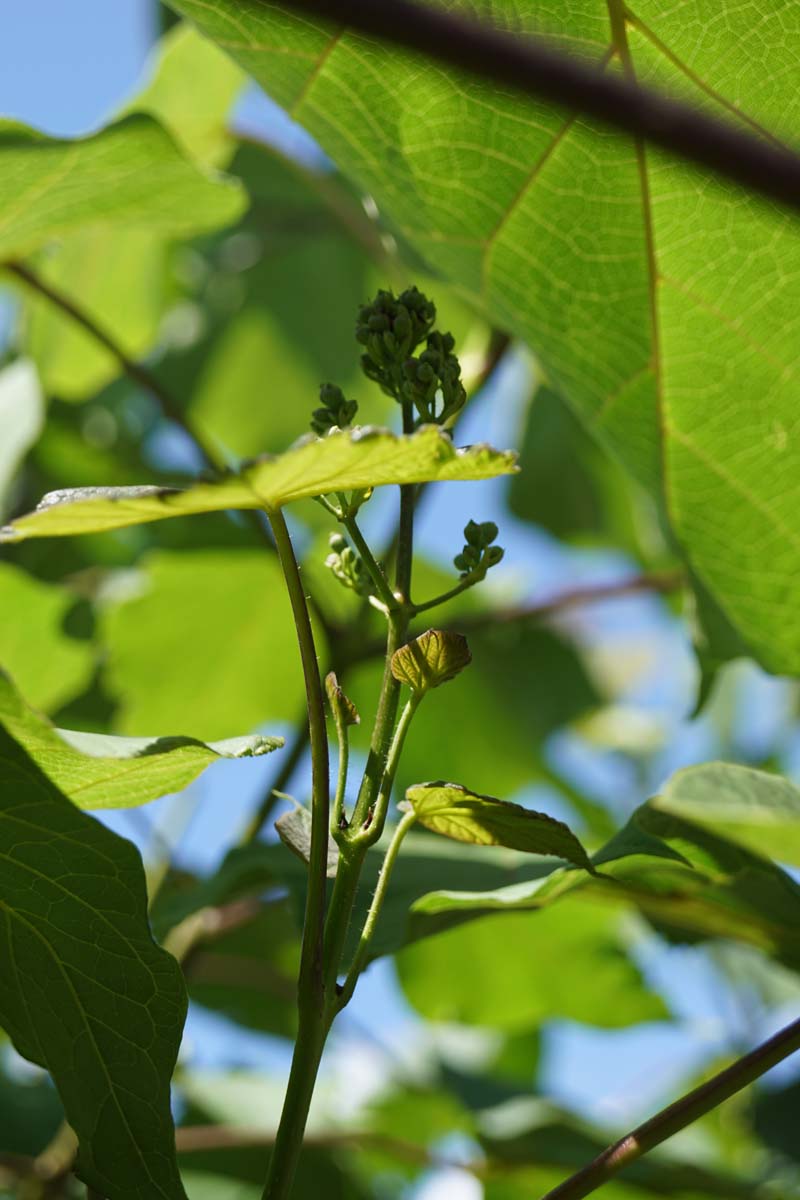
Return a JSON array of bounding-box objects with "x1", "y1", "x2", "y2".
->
[
  {"x1": 0, "y1": 670, "x2": 283, "y2": 810},
  {"x1": 405, "y1": 782, "x2": 592, "y2": 869},
  {"x1": 0, "y1": 426, "x2": 516, "y2": 541},
  {"x1": 0, "y1": 725, "x2": 187, "y2": 1199},
  {"x1": 654, "y1": 761, "x2": 800, "y2": 869},
  {"x1": 167, "y1": 0, "x2": 800, "y2": 673},
  {"x1": 0, "y1": 114, "x2": 243, "y2": 258}
]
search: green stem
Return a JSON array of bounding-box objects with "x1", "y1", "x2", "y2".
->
[
  {"x1": 541, "y1": 1014, "x2": 800, "y2": 1200},
  {"x1": 353, "y1": 692, "x2": 421, "y2": 847},
  {"x1": 262, "y1": 508, "x2": 330, "y2": 1200},
  {"x1": 342, "y1": 515, "x2": 399, "y2": 612},
  {"x1": 396, "y1": 401, "x2": 416, "y2": 605},
  {"x1": 337, "y1": 809, "x2": 417, "y2": 1009},
  {"x1": 330, "y1": 709, "x2": 350, "y2": 839},
  {"x1": 412, "y1": 572, "x2": 484, "y2": 616}
]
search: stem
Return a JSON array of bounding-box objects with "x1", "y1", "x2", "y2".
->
[
  {"x1": 330, "y1": 708, "x2": 350, "y2": 838},
  {"x1": 275, "y1": 0, "x2": 800, "y2": 213},
  {"x1": 396, "y1": 401, "x2": 415, "y2": 605},
  {"x1": 353, "y1": 692, "x2": 421, "y2": 846},
  {"x1": 541, "y1": 1015, "x2": 800, "y2": 1200},
  {"x1": 412, "y1": 572, "x2": 483, "y2": 616},
  {"x1": 337, "y1": 808, "x2": 417, "y2": 1008},
  {"x1": 262, "y1": 509, "x2": 330, "y2": 1200},
  {"x1": 342, "y1": 515, "x2": 399, "y2": 612}
]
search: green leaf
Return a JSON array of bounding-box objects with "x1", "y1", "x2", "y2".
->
[
  {"x1": 0, "y1": 562, "x2": 94, "y2": 714},
  {"x1": 168, "y1": 0, "x2": 800, "y2": 672},
  {"x1": 396, "y1": 896, "x2": 667, "y2": 1029},
  {"x1": 23, "y1": 229, "x2": 169, "y2": 401},
  {"x1": 0, "y1": 360, "x2": 44, "y2": 514},
  {"x1": 100, "y1": 548, "x2": 304, "y2": 739},
  {"x1": 275, "y1": 803, "x2": 340, "y2": 877},
  {"x1": 0, "y1": 669, "x2": 282, "y2": 810},
  {"x1": 1, "y1": 426, "x2": 517, "y2": 541},
  {"x1": 405, "y1": 781, "x2": 592, "y2": 869},
  {"x1": 0, "y1": 114, "x2": 243, "y2": 258},
  {"x1": 0, "y1": 724, "x2": 187, "y2": 1199},
  {"x1": 130, "y1": 24, "x2": 245, "y2": 168},
  {"x1": 654, "y1": 761, "x2": 800, "y2": 868},
  {"x1": 391, "y1": 629, "x2": 472, "y2": 693}
]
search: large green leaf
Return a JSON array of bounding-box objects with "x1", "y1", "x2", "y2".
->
[
  {"x1": 0, "y1": 669, "x2": 282, "y2": 810},
  {"x1": 396, "y1": 896, "x2": 667, "y2": 1029},
  {"x1": 654, "y1": 761, "x2": 800, "y2": 868},
  {"x1": 0, "y1": 725, "x2": 187, "y2": 1199},
  {"x1": 100, "y1": 548, "x2": 304, "y2": 739},
  {"x1": 0, "y1": 114, "x2": 243, "y2": 259},
  {"x1": 1, "y1": 427, "x2": 516, "y2": 542},
  {"x1": 168, "y1": 0, "x2": 800, "y2": 673},
  {"x1": 0, "y1": 562, "x2": 94, "y2": 714}
]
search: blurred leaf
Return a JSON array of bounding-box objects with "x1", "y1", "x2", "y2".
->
[
  {"x1": 1, "y1": 427, "x2": 517, "y2": 541},
  {"x1": 131, "y1": 24, "x2": 245, "y2": 167},
  {"x1": 655, "y1": 761, "x2": 800, "y2": 868},
  {"x1": 24, "y1": 230, "x2": 169, "y2": 400},
  {"x1": 0, "y1": 115, "x2": 243, "y2": 258},
  {"x1": 405, "y1": 781, "x2": 592, "y2": 867},
  {"x1": 510, "y1": 383, "x2": 643, "y2": 553},
  {"x1": 182, "y1": 1174, "x2": 260, "y2": 1200},
  {"x1": 0, "y1": 668, "x2": 282, "y2": 810},
  {"x1": 593, "y1": 804, "x2": 800, "y2": 971},
  {"x1": 396, "y1": 896, "x2": 667, "y2": 1029},
  {"x1": 0, "y1": 1066, "x2": 63, "y2": 1156},
  {"x1": 0, "y1": 359, "x2": 43, "y2": 515},
  {"x1": 753, "y1": 1078, "x2": 800, "y2": 1164},
  {"x1": 0, "y1": 725, "x2": 187, "y2": 1199},
  {"x1": 185, "y1": 900, "x2": 300, "y2": 1037},
  {"x1": 101, "y1": 548, "x2": 303, "y2": 739},
  {"x1": 0, "y1": 561, "x2": 94, "y2": 713}
]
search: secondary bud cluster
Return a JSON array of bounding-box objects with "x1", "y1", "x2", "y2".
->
[
  {"x1": 356, "y1": 286, "x2": 436, "y2": 398},
  {"x1": 454, "y1": 519, "x2": 504, "y2": 578},
  {"x1": 311, "y1": 383, "x2": 358, "y2": 437},
  {"x1": 325, "y1": 532, "x2": 371, "y2": 596},
  {"x1": 402, "y1": 330, "x2": 466, "y2": 426}
]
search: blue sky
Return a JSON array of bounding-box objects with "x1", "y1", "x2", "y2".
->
[{"x1": 3, "y1": 6, "x2": 798, "y2": 1190}]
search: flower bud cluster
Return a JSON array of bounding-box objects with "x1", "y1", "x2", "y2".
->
[
  {"x1": 311, "y1": 383, "x2": 358, "y2": 436},
  {"x1": 325, "y1": 532, "x2": 371, "y2": 596},
  {"x1": 402, "y1": 330, "x2": 466, "y2": 426},
  {"x1": 356, "y1": 287, "x2": 436, "y2": 398},
  {"x1": 453, "y1": 520, "x2": 504, "y2": 578}
]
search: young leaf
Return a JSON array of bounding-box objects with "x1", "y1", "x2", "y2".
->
[
  {"x1": 654, "y1": 762, "x2": 800, "y2": 868},
  {"x1": 275, "y1": 802, "x2": 340, "y2": 877},
  {"x1": 0, "y1": 724, "x2": 187, "y2": 1199},
  {"x1": 1, "y1": 426, "x2": 517, "y2": 541},
  {"x1": 167, "y1": 0, "x2": 800, "y2": 674},
  {"x1": 0, "y1": 114, "x2": 243, "y2": 258},
  {"x1": 0, "y1": 670, "x2": 283, "y2": 810},
  {"x1": 405, "y1": 781, "x2": 592, "y2": 869},
  {"x1": 391, "y1": 629, "x2": 472, "y2": 694}
]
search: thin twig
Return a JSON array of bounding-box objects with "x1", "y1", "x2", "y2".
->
[
  {"x1": 541, "y1": 1015, "x2": 800, "y2": 1200},
  {"x1": 275, "y1": 0, "x2": 800, "y2": 212}
]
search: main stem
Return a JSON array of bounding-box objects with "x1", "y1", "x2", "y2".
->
[
  {"x1": 542, "y1": 1014, "x2": 800, "y2": 1200},
  {"x1": 262, "y1": 509, "x2": 330, "y2": 1200}
]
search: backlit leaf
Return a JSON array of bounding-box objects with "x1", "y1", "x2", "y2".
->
[
  {"x1": 405, "y1": 781, "x2": 592, "y2": 869},
  {"x1": 0, "y1": 669, "x2": 283, "y2": 810},
  {"x1": 1, "y1": 426, "x2": 517, "y2": 541}
]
